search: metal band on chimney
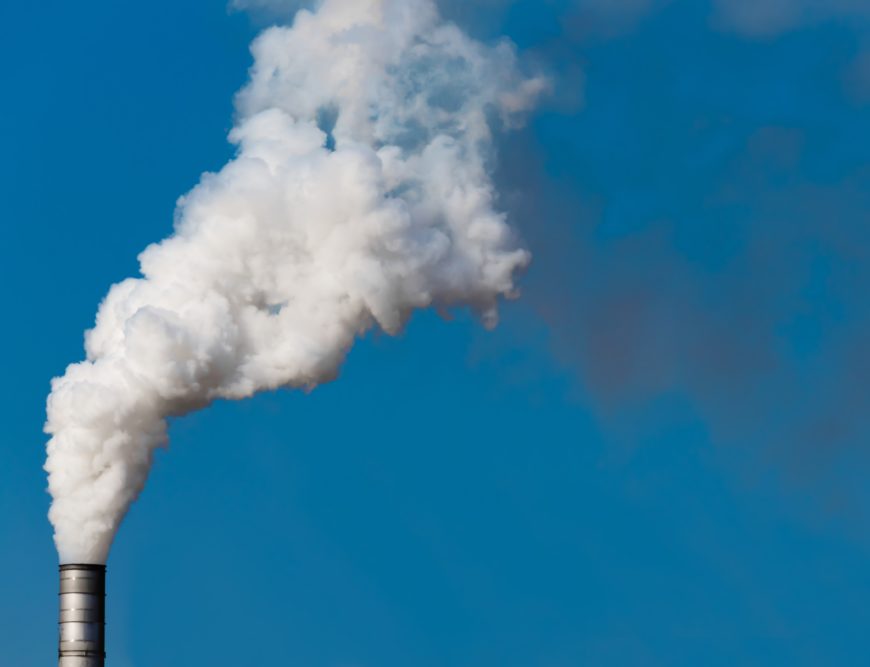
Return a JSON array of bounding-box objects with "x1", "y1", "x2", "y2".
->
[{"x1": 59, "y1": 564, "x2": 106, "y2": 667}]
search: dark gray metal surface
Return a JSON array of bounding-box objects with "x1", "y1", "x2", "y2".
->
[{"x1": 59, "y1": 564, "x2": 105, "y2": 667}]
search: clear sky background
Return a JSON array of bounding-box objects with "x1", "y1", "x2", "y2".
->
[{"x1": 2, "y1": 0, "x2": 869, "y2": 665}]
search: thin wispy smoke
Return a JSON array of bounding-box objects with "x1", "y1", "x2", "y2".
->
[
  {"x1": 713, "y1": 0, "x2": 870, "y2": 36},
  {"x1": 45, "y1": 0, "x2": 546, "y2": 564}
]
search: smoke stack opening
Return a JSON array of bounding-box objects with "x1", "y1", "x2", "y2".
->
[{"x1": 58, "y1": 564, "x2": 105, "y2": 667}]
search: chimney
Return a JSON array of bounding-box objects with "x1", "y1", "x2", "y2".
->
[{"x1": 58, "y1": 564, "x2": 106, "y2": 667}]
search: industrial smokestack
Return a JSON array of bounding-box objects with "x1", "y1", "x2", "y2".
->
[
  {"x1": 58, "y1": 565, "x2": 105, "y2": 667},
  {"x1": 42, "y1": 1, "x2": 545, "y2": 661}
]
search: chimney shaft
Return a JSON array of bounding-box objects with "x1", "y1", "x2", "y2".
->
[{"x1": 58, "y1": 564, "x2": 105, "y2": 667}]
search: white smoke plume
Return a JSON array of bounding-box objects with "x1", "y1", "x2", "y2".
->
[{"x1": 44, "y1": 0, "x2": 547, "y2": 564}]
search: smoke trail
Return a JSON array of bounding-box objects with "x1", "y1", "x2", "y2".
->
[{"x1": 44, "y1": 0, "x2": 547, "y2": 564}]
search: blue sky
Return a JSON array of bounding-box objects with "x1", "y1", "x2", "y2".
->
[{"x1": 2, "y1": 0, "x2": 869, "y2": 665}]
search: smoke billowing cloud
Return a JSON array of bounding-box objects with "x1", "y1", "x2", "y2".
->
[{"x1": 44, "y1": 0, "x2": 546, "y2": 564}]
